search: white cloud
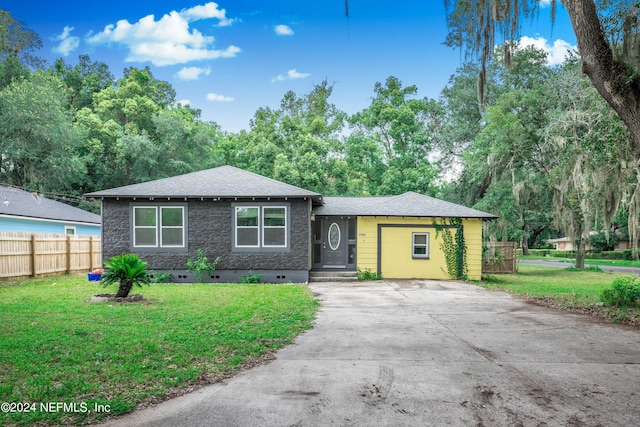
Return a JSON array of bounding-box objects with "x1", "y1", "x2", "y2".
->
[
  {"x1": 206, "y1": 92, "x2": 234, "y2": 102},
  {"x1": 272, "y1": 68, "x2": 311, "y2": 82},
  {"x1": 274, "y1": 24, "x2": 294, "y2": 36},
  {"x1": 180, "y1": 2, "x2": 236, "y2": 26},
  {"x1": 52, "y1": 26, "x2": 79, "y2": 56},
  {"x1": 176, "y1": 66, "x2": 211, "y2": 80},
  {"x1": 86, "y1": 4, "x2": 240, "y2": 66},
  {"x1": 518, "y1": 36, "x2": 576, "y2": 66},
  {"x1": 176, "y1": 99, "x2": 191, "y2": 106},
  {"x1": 538, "y1": 0, "x2": 552, "y2": 7}
]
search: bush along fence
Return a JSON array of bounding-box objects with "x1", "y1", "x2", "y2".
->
[{"x1": 0, "y1": 232, "x2": 102, "y2": 279}]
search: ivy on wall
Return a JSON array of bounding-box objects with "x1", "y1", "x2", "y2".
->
[{"x1": 434, "y1": 218, "x2": 468, "y2": 280}]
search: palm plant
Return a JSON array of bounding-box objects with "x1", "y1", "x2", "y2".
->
[{"x1": 99, "y1": 254, "x2": 151, "y2": 298}]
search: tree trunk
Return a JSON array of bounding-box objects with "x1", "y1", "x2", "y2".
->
[
  {"x1": 574, "y1": 217, "x2": 591, "y2": 269},
  {"x1": 575, "y1": 236, "x2": 586, "y2": 269},
  {"x1": 116, "y1": 281, "x2": 132, "y2": 298},
  {"x1": 522, "y1": 235, "x2": 530, "y2": 255},
  {"x1": 562, "y1": 0, "x2": 640, "y2": 150},
  {"x1": 527, "y1": 226, "x2": 545, "y2": 250}
]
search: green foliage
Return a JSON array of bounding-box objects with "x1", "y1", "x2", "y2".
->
[
  {"x1": 594, "y1": 250, "x2": 634, "y2": 260},
  {"x1": 435, "y1": 219, "x2": 468, "y2": 280},
  {"x1": 0, "y1": 9, "x2": 45, "y2": 72},
  {"x1": 588, "y1": 231, "x2": 619, "y2": 252},
  {"x1": 240, "y1": 274, "x2": 262, "y2": 284},
  {"x1": 186, "y1": 249, "x2": 220, "y2": 283},
  {"x1": 348, "y1": 76, "x2": 442, "y2": 196},
  {"x1": 99, "y1": 254, "x2": 151, "y2": 298},
  {"x1": 565, "y1": 266, "x2": 603, "y2": 273},
  {"x1": 357, "y1": 268, "x2": 382, "y2": 281},
  {"x1": 148, "y1": 271, "x2": 172, "y2": 283},
  {"x1": 53, "y1": 54, "x2": 115, "y2": 110},
  {"x1": 601, "y1": 276, "x2": 640, "y2": 307},
  {"x1": 0, "y1": 70, "x2": 86, "y2": 193}
]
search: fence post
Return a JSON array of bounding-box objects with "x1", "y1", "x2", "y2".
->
[
  {"x1": 89, "y1": 236, "x2": 94, "y2": 270},
  {"x1": 66, "y1": 235, "x2": 72, "y2": 274},
  {"x1": 30, "y1": 233, "x2": 37, "y2": 277}
]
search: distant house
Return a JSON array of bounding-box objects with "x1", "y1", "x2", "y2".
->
[
  {"x1": 547, "y1": 236, "x2": 575, "y2": 251},
  {"x1": 547, "y1": 232, "x2": 601, "y2": 251},
  {"x1": 0, "y1": 185, "x2": 101, "y2": 235},
  {"x1": 86, "y1": 166, "x2": 496, "y2": 282}
]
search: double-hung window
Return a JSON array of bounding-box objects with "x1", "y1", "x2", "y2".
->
[
  {"x1": 235, "y1": 205, "x2": 287, "y2": 249},
  {"x1": 263, "y1": 207, "x2": 286, "y2": 247},
  {"x1": 133, "y1": 206, "x2": 185, "y2": 248},
  {"x1": 235, "y1": 207, "x2": 260, "y2": 247},
  {"x1": 412, "y1": 232, "x2": 429, "y2": 259}
]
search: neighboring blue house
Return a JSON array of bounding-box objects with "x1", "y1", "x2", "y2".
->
[{"x1": 0, "y1": 185, "x2": 101, "y2": 235}]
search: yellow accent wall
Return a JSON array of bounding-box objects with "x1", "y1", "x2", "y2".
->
[{"x1": 356, "y1": 216, "x2": 484, "y2": 281}]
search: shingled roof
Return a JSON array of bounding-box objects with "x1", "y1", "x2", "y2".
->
[
  {"x1": 0, "y1": 185, "x2": 101, "y2": 224},
  {"x1": 85, "y1": 166, "x2": 322, "y2": 200},
  {"x1": 314, "y1": 192, "x2": 496, "y2": 219}
]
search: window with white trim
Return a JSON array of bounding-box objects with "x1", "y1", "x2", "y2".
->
[
  {"x1": 412, "y1": 232, "x2": 429, "y2": 259},
  {"x1": 234, "y1": 205, "x2": 287, "y2": 249},
  {"x1": 235, "y1": 207, "x2": 259, "y2": 247},
  {"x1": 133, "y1": 206, "x2": 185, "y2": 248},
  {"x1": 263, "y1": 207, "x2": 286, "y2": 247},
  {"x1": 64, "y1": 226, "x2": 76, "y2": 235}
]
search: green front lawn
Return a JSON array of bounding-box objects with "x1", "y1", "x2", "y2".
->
[
  {"x1": 481, "y1": 264, "x2": 640, "y2": 324},
  {"x1": 0, "y1": 275, "x2": 318, "y2": 426}
]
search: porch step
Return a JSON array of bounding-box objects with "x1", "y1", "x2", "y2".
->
[{"x1": 309, "y1": 271, "x2": 359, "y2": 282}]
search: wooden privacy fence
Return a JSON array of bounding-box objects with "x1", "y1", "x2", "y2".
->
[
  {"x1": 482, "y1": 241, "x2": 517, "y2": 274},
  {"x1": 0, "y1": 232, "x2": 102, "y2": 279}
]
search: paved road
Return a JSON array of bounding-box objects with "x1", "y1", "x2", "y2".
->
[
  {"x1": 98, "y1": 280, "x2": 640, "y2": 427},
  {"x1": 519, "y1": 259, "x2": 640, "y2": 274}
]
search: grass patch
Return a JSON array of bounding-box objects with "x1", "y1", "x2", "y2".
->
[
  {"x1": 0, "y1": 275, "x2": 318, "y2": 426},
  {"x1": 480, "y1": 264, "x2": 640, "y2": 324},
  {"x1": 520, "y1": 255, "x2": 640, "y2": 268}
]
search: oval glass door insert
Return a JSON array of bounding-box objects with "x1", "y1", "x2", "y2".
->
[{"x1": 328, "y1": 223, "x2": 341, "y2": 250}]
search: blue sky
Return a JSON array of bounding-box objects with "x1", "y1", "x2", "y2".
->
[{"x1": 6, "y1": 1, "x2": 577, "y2": 133}]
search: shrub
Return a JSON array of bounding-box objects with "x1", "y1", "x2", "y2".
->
[
  {"x1": 187, "y1": 249, "x2": 220, "y2": 283},
  {"x1": 601, "y1": 277, "x2": 640, "y2": 307},
  {"x1": 100, "y1": 254, "x2": 151, "y2": 298},
  {"x1": 528, "y1": 249, "x2": 552, "y2": 257},
  {"x1": 240, "y1": 274, "x2": 261, "y2": 284},
  {"x1": 585, "y1": 250, "x2": 634, "y2": 260},
  {"x1": 589, "y1": 232, "x2": 619, "y2": 252},
  {"x1": 357, "y1": 268, "x2": 382, "y2": 281},
  {"x1": 148, "y1": 271, "x2": 172, "y2": 283},
  {"x1": 565, "y1": 266, "x2": 603, "y2": 273}
]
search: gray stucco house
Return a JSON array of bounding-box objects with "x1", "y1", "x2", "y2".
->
[
  {"x1": 86, "y1": 165, "x2": 495, "y2": 282},
  {"x1": 86, "y1": 166, "x2": 320, "y2": 283}
]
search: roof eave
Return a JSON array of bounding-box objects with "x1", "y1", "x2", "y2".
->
[{"x1": 85, "y1": 194, "x2": 322, "y2": 201}]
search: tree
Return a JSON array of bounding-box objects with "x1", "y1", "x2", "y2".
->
[
  {"x1": 0, "y1": 70, "x2": 86, "y2": 193},
  {"x1": 543, "y1": 58, "x2": 637, "y2": 266},
  {"x1": 76, "y1": 67, "x2": 192, "y2": 189},
  {"x1": 0, "y1": 9, "x2": 44, "y2": 69},
  {"x1": 224, "y1": 81, "x2": 348, "y2": 194},
  {"x1": 99, "y1": 254, "x2": 151, "y2": 298},
  {"x1": 348, "y1": 76, "x2": 442, "y2": 196},
  {"x1": 53, "y1": 55, "x2": 115, "y2": 110},
  {"x1": 0, "y1": 9, "x2": 44, "y2": 89},
  {"x1": 441, "y1": 0, "x2": 640, "y2": 152}
]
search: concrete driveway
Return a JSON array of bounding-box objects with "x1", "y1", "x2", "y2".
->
[{"x1": 99, "y1": 280, "x2": 640, "y2": 426}]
